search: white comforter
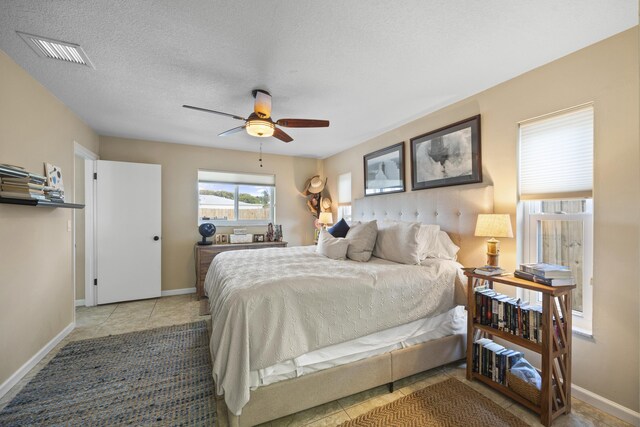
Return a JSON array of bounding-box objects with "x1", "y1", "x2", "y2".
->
[{"x1": 205, "y1": 245, "x2": 463, "y2": 415}]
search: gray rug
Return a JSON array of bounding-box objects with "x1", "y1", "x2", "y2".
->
[{"x1": 0, "y1": 321, "x2": 216, "y2": 426}]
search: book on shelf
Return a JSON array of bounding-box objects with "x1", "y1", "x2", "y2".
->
[
  {"x1": 472, "y1": 338, "x2": 523, "y2": 386},
  {"x1": 473, "y1": 265, "x2": 506, "y2": 276},
  {"x1": 514, "y1": 269, "x2": 574, "y2": 286},
  {"x1": 0, "y1": 164, "x2": 29, "y2": 179},
  {"x1": 474, "y1": 287, "x2": 557, "y2": 344},
  {"x1": 520, "y1": 262, "x2": 572, "y2": 279},
  {"x1": 0, "y1": 191, "x2": 47, "y2": 200}
]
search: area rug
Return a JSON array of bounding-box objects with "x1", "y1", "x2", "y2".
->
[
  {"x1": 338, "y1": 377, "x2": 528, "y2": 427},
  {"x1": 0, "y1": 321, "x2": 216, "y2": 426}
]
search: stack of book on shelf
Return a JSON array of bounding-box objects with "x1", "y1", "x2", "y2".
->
[
  {"x1": 0, "y1": 165, "x2": 47, "y2": 200},
  {"x1": 472, "y1": 338, "x2": 523, "y2": 385},
  {"x1": 44, "y1": 187, "x2": 65, "y2": 202},
  {"x1": 473, "y1": 265, "x2": 506, "y2": 276},
  {"x1": 514, "y1": 263, "x2": 574, "y2": 286},
  {"x1": 475, "y1": 287, "x2": 544, "y2": 343}
]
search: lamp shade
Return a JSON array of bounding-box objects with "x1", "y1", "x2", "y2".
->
[
  {"x1": 474, "y1": 214, "x2": 513, "y2": 238},
  {"x1": 318, "y1": 212, "x2": 333, "y2": 225},
  {"x1": 246, "y1": 119, "x2": 275, "y2": 137}
]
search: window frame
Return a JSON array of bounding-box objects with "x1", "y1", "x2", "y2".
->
[
  {"x1": 520, "y1": 199, "x2": 594, "y2": 336},
  {"x1": 337, "y1": 172, "x2": 352, "y2": 222},
  {"x1": 198, "y1": 180, "x2": 276, "y2": 227}
]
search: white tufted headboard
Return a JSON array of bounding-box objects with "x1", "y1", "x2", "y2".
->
[{"x1": 352, "y1": 186, "x2": 494, "y2": 266}]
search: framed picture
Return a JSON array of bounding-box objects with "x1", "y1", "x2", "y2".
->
[
  {"x1": 363, "y1": 142, "x2": 405, "y2": 196},
  {"x1": 410, "y1": 115, "x2": 482, "y2": 191},
  {"x1": 220, "y1": 234, "x2": 228, "y2": 243},
  {"x1": 253, "y1": 234, "x2": 265, "y2": 242}
]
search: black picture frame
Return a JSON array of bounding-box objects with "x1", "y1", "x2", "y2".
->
[
  {"x1": 363, "y1": 142, "x2": 405, "y2": 197},
  {"x1": 410, "y1": 115, "x2": 482, "y2": 191},
  {"x1": 253, "y1": 234, "x2": 265, "y2": 242}
]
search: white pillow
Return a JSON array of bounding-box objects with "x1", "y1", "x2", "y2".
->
[
  {"x1": 418, "y1": 224, "x2": 441, "y2": 260},
  {"x1": 316, "y1": 229, "x2": 349, "y2": 260},
  {"x1": 373, "y1": 220, "x2": 422, "y2": 265},
  {"x1": 427, "y1": 231, "x2": 460, "y2": 260},
  {"x1": 345, "y1": 220, "x2": 378, "y2": 262}
]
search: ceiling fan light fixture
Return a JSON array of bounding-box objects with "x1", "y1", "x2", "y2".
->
[{"x1": 246, "y1": 119, "x2": 275, "y2": 137}]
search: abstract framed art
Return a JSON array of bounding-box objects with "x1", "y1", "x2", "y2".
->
[
  {"x1": 410, "y1": 115, "x2": 482, "y2": 190},
  {"x1": 363, "y1": 142, "x2": 405, "y2": 196}
]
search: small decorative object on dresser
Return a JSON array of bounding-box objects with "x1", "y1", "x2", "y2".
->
[
  {"x1": 411, "y1": 115, "x2": 481, "y2": 190},
  {"x1": 266, "y1": 223, "x2": 274, "y2": 242},
  {"x1": 253, "y1": 234, "x2": 265, "y2": 242},
  {"x1": 197, "y1": 223, "x2": 216, "y2": 246},
  {"x1": 274, "y1": 224, "x2": 283, "y2": 242},
  {"x1": 220, "y1": 234, "x2": 228, "y2": 243},
  {"x1": 364, "y1": 142, "x2": 405, "y2": 196}
]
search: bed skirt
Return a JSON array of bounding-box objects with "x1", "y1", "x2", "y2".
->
[{"x1": 216, "y1": 333, "x2": 466, "y2": 427}]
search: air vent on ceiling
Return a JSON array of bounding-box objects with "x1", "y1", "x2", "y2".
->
[{"x1": 17, "y1": 31, "x2": 94, "y2": 68}]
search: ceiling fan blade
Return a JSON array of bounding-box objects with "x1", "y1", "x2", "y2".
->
[
  {"x1": 276, "y1": 118, "x2": 330, "y2": 128},
  {"x1": 183, "y1": 105, "x2": 245, "y2": 121},
  {"x1": 218, "y1": 126, "x2": 246, "y2": 137},
  {"x1": 273, "y1": 127, "x2": 293, "y2": 143},
  {"x1": 253, "y1": 90, "x2": 272, "y2": 119}
]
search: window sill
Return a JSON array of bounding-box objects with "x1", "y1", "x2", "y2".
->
[
  {"x1": 199, "y1": 220, "x2": 272, "y2": 227},
  {"x1": 572, "y1": 325, "x2": 594, "y2": 340}
]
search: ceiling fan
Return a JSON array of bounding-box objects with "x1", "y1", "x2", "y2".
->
[{"x1": 183, "y1": 90, "x2": 329, "y2": 143}]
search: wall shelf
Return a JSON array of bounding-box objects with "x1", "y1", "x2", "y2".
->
[{"x1": 0, "y1": 196, "x2": 84, "y2": 209}]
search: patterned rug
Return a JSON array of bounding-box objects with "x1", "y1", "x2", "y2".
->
[
  {"x1": 338, "y1": 377, "x2": 528, "y2": 427},
  {"x1": 0, "y1": 321, "x2": 216, "y2": 426}
]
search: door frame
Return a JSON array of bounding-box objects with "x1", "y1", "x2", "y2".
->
[{"x1": 73, "y1": 142, "x2": 99, "y2": 307}]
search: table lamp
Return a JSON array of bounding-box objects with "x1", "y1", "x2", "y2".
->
[
  {"x1": 474, "y1": 214, "x2": 513, "y2": 267},
  {"x1": 318, "y1": 212, "x2": 333, "y2": 230}
]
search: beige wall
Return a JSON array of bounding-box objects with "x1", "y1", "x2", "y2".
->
[
  {"x1": 0, "y1": 50, "x2": 99, "y2": 387},
  {"x1": 74, "y1": 155, "x2": 85, "y2": 301},
  {"x1": 324, "y1": 28, "x2": 640, "y2": 411},
  {"x1": 99, "y1": 137, "x2": 320, "y2": 292}
]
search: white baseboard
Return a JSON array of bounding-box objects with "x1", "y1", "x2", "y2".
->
[
  {"x1": 572, "y1": 383, "x2": 640, "y2": 426},
  {"x1": 0, "y1": 322, "x2": 75, "y2": 399},
  {"x1": 74, "y1": 299, "x2": 85, "y2": 307},
  {"x1": 161, "y1": 287, "x2": 196, "y2": 297}
]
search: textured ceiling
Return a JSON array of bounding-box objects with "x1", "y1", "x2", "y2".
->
[{"x1": 0, "y1": 1, "x2": 636, "y2": 158}]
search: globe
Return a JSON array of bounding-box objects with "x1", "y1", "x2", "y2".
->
[{"x1": 198, "y1": 223, "x2": 216, "y2": 245}]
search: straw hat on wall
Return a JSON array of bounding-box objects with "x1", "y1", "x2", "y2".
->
[{"x1": 303, "y1": 175, "x2": 326, "y2": 196}]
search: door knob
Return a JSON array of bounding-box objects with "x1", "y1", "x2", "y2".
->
[{"x1": 153, "y1": 236, "x2": 160, "y2": 241}]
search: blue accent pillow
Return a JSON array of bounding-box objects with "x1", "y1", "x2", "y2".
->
[{"x1": 328, "y1": 218, "x2": 350, "y2": 238}]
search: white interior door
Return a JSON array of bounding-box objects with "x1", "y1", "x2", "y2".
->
[{"x1": 96, "y1": 160, "x2": 161, "y2": 304}]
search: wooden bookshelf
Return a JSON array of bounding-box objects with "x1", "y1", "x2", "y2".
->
[{"x1": 465, "y1": 271, "x2": 575, "y2": 427}]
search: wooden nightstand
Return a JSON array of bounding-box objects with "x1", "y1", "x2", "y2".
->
[
  {"x1": 194, "y1": 241, "x2": 288, "y2": 299},
  {"x1": 464, "y1": 271, "x2": 575, "y2": 426}
]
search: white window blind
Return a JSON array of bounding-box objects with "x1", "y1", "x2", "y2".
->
[
  {"x1": 338, "y1": 172, "x2": 351, "y2": 204},
  {"x1": 519, "y1": 105, "x2": 593, "y2": 200},
  {"x1": 198, "y1": 170, "x2": 275, "y2": 186}
]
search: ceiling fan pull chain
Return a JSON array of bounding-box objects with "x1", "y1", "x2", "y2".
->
[{"x1": 259, "y1": 142, "x2": 263, "y2": 168}]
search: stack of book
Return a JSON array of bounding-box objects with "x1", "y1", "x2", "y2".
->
[
  {"x1": 472, "y1": 338, "x2": 523, "y2": 385},
  {"x1": 44, "y1": 186, "x2": 65, "y2": 202},
  {"x1": 514, "y1": 263, "x2": 574, "y2": 286},
  {"x1": 475, "y1": 287, "x2": 544, "y2": 343},
  {"x1": 0, "y1": 165, "x2": 47, "y2": 200}
]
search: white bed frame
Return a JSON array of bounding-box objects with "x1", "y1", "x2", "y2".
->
[{"x1": 218, "y1": 185, "x2": 494, "y2": 427}]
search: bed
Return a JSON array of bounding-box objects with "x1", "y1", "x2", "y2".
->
[{"x1": 207, "y1": 185, "x2": 493, "y2": 427}]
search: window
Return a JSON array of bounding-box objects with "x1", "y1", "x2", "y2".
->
[
  {"x1": 518, "y1": 105, "x2": 593, "y2": 334},
  {"x1": 198, "y1": 170, "x2": 275, "y2": 226},
  {"x1": 337, "y1": 172, "x2": 352, "y2": 222}
]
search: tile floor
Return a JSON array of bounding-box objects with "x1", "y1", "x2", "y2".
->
[{"x1": 0, "y1": 295, "x2": 633, "y2": 427}]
